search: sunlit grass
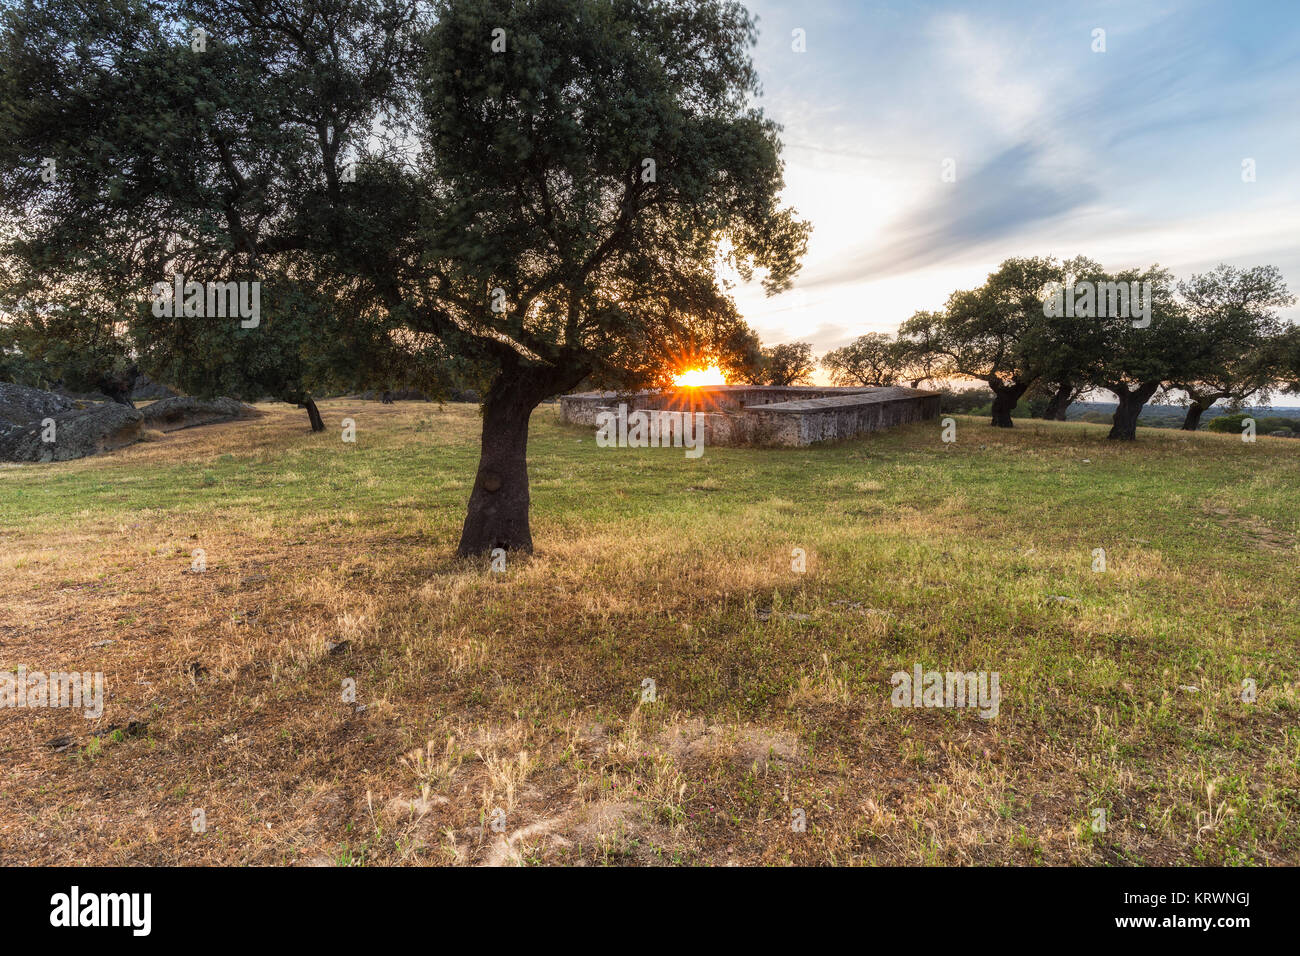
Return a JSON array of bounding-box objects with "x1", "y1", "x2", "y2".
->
[{"x1": 0, "y1": 400, "x2": 1295, "y2": 865}]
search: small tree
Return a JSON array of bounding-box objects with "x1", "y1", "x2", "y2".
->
[
  {"x1": 1206, "y1": 412, "x2": 1251, "y2": 434},
  {"x1": 821, "y1": 333, "x2": 898, "y2": 386},
  {"x1": 901, "y1": 258, "x2": 1061, "y2": 427},
  {"x1": 892, "y1": 312, "x2": 943, "y2": 388},
  {"x1": 1085, "y1": 266, "x2": 1190, "y2": 440},
  {"x1": 1169, "y1": 264, "x2": 1294, "y2": 430},
  {"x1": 1032, "y1": 256, "x2": 1110, "y2": 421},
  {"x1": 758, "y1": 342, "x2": 816, "y2": 386}
]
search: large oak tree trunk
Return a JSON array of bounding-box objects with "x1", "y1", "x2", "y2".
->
[
  {"x1": 990, "y1": 381, "x2": 1029, "y2": 428},
  {"x1": 458, "y1": 386, "x2": 535, "y2": 556},
  {"x1": 98, "y1": 366, "x2": 139, "y2": 407},
  {"x1": 301, "y1": 397, "x2": 325, "y2": 432},
  {"x1": 1042, "y1": 381, "x2": 1075, "y2": 421},
  {"x1": 1182, "y1": 401, "x2": 1210, "y2": 431},
  {"x1": 457, "y1": 359, "x2": 589, "y2": 557},
  {"x1": 1107, "y1": 382, "x2": 1160, "y2": 440},
  {"x1": 1179, "y1": 391, "x2": 1225, "y2": 431}
]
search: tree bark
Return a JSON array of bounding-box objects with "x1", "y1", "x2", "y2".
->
[
  {"x1": 457, "y1": 359, "x2": 588, "y2": 557},
  {"x1": 989, "y1": 381, "x2": 1029, "y2": 428},
  {"x1": 1107, "y1": 382, "x2": 1160, "y2": 440},
  {"x1": 1042, "y1": 380, "x2": 1075, "y2": 421},
  {"x1": 98, "y1": 367, "x2": 138, "y2": 407},
  {"x1": 1182, "y1": 401, "x2": 1210, "y2": 431},
  {"x1": 1178, "y1": 390, "x2": 1226, "y2": 431},
  {"x1": 301, "y1": 397, "x2": 325, "y2": 432}
]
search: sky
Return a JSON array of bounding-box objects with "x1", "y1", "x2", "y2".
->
[{"x1": 730, "y1": 0, "x2": 1300, "y2": 357}]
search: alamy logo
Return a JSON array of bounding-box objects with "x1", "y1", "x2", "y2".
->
[
  {"x1": 594, "y1": 403, "x2": 706, "y2": 459},
  {"x1": 1, "y1": 667, "x2": 103, "y2": 718},
  {"x1": 50, "y1": 886, "x2": 151, "y2": 936},
  {"x1": 1043, "y1": 280, "x2": 1152, "y2": 328},
  {"x1": 151, "y1": 273, "x2": 260, "y2": 328},
  {"x1": 891, "y1": 663, "x2": 1000, "y2": 718}
]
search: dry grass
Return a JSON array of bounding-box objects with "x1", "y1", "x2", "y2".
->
[{"x1": 0, "y1": 399, "x2": 1296, "y2": 865}]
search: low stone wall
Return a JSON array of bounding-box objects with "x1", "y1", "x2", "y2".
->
[
  {"x1": 560, "y1": 385, "x2": 939, "y2": 447},
  {"x1": 746, "y1": 390, "x2": 941, "y2": 445}
]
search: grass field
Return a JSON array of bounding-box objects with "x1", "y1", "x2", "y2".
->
[{"x1": 1, "y1": 398, "x2": 1297, "y2": 865}]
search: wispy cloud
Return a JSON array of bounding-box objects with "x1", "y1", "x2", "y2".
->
[
  {"x1": 802, "y1": 142, "x2": 1100, "y2": 286},
  {"x1": 738, "y1": 0, "x2": 1300, "y2": 342}
]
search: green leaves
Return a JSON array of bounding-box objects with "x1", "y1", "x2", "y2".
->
[
  {"x1": 417, "y1": 0, "x2": 808, "y2": 385},
  {"x1": 2, "y1": 0, "x2": 808, "y2": 409}
]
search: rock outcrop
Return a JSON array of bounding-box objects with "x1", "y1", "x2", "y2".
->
[
  {"x1": 0, "y1": 382, "x2": 74, "y2": 427},
  {"x1": 139, "y1": 396, "x2": 260, "y2": 432},
  {"x1": 130, "y1": 374, "x2": 178, "y2": 402},
  {"x1": 0, "y1": 402, "x2": 143, "y2": 463}
]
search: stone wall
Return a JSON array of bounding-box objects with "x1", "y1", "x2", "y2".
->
[
  {"x1": 746, "y1": 390, "x2": 941, "y2": 445},
  {"x1": 560, "y1": 385, "x2": 940, "y2": 447}
]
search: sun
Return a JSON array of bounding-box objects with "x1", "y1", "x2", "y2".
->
[{"x1": 672, "y1": 363, "x2": 727, "y2": 387}]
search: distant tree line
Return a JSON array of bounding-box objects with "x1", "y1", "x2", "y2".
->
[{"x1": 810, "y1": 257, "x2": 1298, "y2": 439}]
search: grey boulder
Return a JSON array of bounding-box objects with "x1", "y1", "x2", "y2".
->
[
  {"x1": 0, "y1": 402, "x2": 143, "y2": 463},
  {"x1": 0, "y1": 382, "x2": 74, "y2": 427},
  {"x1": 139, "y1": 396, "x2": 259, "y2": 432}
]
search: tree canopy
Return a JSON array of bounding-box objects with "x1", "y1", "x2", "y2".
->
[
  {"x1": 0, "y1": 0, "x2": 809, "y2": 552},
  {"x1": 1168, "y1": 264, "x2": 1294, "y2": 429},
  {"x1": 899, "y1": 257, "x2": 1061, "y2": 427},
  {"x1": 895, "y1": 256, "x2": 1294, "y2": 438},
  {"x1": 755, "y1": 341, "x2": 815, "y2": 386},
  {"x1": 821, "y1": 333, "x2": 898, "y2": 387}
]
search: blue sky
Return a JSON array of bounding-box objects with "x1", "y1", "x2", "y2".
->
[{"x1": 731, "y1": 0, "x2": 1300, "y2": 353}]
